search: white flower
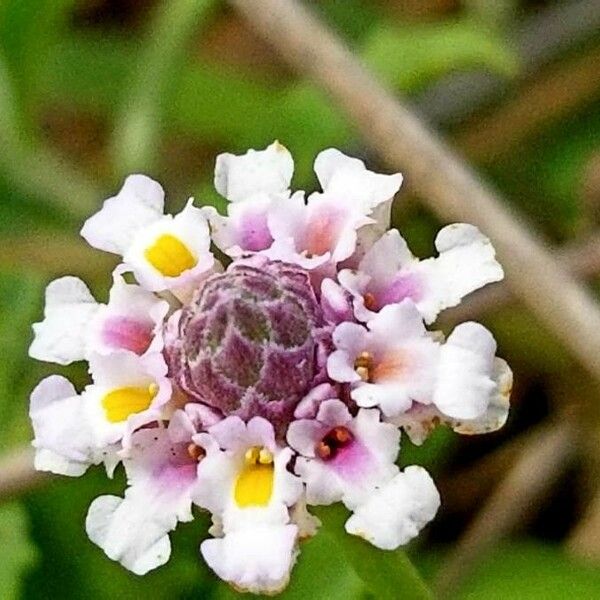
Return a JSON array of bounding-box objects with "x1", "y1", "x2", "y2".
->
[
  {"x1": 214, "y1": 141, "x2": 294, "y2": 204},
  {"x1": 287, "y1": 400, "x2": 399, "y2": 508},
  {"x1": 29, "y1": 375, "x2": 117, "y2": 477},
  {"x1": 393, "y1": 357, "x2": 513, "y2": 445},
  {"x1": 86, "y1": 418, "x2": 201, "y2": 575},
  {"x1": 345, "y1": 466, "x2": 440, "y2": 550},
  {"x1": 337, "y1": 224, "x2": 503, "y2": 324},
  {"x1": 29, "y1": 273, "x2": 168, "y2": 365},
  {"x1": 81, "y1": 175, "x2": 215, "y2": 299},
  {"x1": 328, "y1": 301, "x2": 505, "y2": 423},
  {"x1": 30, "y1": 350, "x2": 171, "y2": 477},
  {"x1": 328, "y1": 301, "x2": 440, "y2": 417},
  {"x1": 193, "y1": 417, "x2": 303, "y2": 595}
]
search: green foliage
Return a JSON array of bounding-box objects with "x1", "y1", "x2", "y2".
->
[
  {"x1": 363, "y1": 19, "x2": 519, "y2": 92},
  {"x1": 459, "y1": 542, "x2": 600, "y2": 599},
  {"x1": 0, "y1": 504, "x2": 38, "y2": 600},
  {"x1": 111, "y1": 0, "x2": 219, "y2": 174},
  {"x1": 0, "y1": 271, "x2": 45, "y2": 451}
]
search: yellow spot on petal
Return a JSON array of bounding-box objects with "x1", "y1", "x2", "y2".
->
[
  {"x1": 144, "y1": 234, "x2": 197, "y2": 277},
  {"x1": 234, "y1": 462, "x2": 274, "y2": 508},
  {"x1": 235, "y1": 446, "x2": 275, "y2": 507},
  {"x1": 101, "y1": 385, "x2": 157, "y2": 423}
]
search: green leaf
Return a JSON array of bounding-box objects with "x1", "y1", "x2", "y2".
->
[
  {"x1": 363, "y1": 20, "x2": 519, "y2": 92},
  {"x1": 314, "y1": 505, "x2": 433, "y2": 600},
  {"x1": 0, "y1": 270, "x2": 45, "y2": 451},
  {"x1": 0, "y1": 503, "x2": 38, "y2": 600},
  {"x1": 0, "y1": 47, "x2": 99, "y2": 221},
  {"x1": 459, "y1": 541, "x2": 600, "y2": 599},
  {"x1": 25, "y1": 468, "x2": 217, "y2": 599},
  {"x1": 111, "y1": 0, "x2": 219, "y2": 174}
]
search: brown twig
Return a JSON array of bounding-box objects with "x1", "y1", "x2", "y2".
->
[
  {"x1": 418, "y1": 0, "x2": 600, "y2": 124},
  {"x1": 0, "y1": 447, "x2": 49, "y2": 503},
  {"x1": 230, "y1": 0, "x2": 600, "y2": 387},
  {"x1": 434, "y1": 421, "x2": 579, "y2": 597},
  {"x1": 455, "y1": 45, "x2": 600, "y2": 164}
]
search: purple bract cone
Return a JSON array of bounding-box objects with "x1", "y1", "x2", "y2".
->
[{"x1": 166, "y1": 259, "x2": 330, "y2": 429}]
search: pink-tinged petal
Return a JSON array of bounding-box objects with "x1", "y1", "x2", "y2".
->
[
  {"x1": 215, "y1": 141, "x2": 294, "y2": 203},
  {"x1": 433, "y1": 322, "x2": 497, "y2": 420},
  {"x1": 305, "y1": 192, "x2": 373, "y2": 263},
  {"x1": 29, "y1": 277, "x2": 99, "y2": 365},
  {"x1": 339, "y1": 229, "x2": 421, "y2": 321},
  {"x1": 81, "y1": 174, "x2": 164, "y2": 254},
  {"x1": 201, "y1": 524, "x2": 298, "y2": 595},
  {"x1": 345, "y1": 466, "x2": 439, "y2": 550},
  {"x1": 287, "y1": 419, "x2": 326, "y2": 457},
  {"x1": 320, "y1": 278, "x2": 353, "y2": 325},
  {"x1": 266, "y1": 192, "x2": 308, "y2": 247},
  {"x1": 316, "y1": 399, "x2": 352, "y2": 427},
  {"x1": 359, "y1": 230, "x2": 415, "y2": 283},
  {"x1": 332, "y1": 321, "x2": 368, "y2": 356},
  {"x1": 86, "y1": 427, "x2": 198, "y2": 575},
  {"x1": 232, "y1": 199, "x2": 274, "y2": 252},
  {"x1": 327, "y1": 350, "x2": 361, "y2": 383},
  {"x1": 100, "y1": 316, "x2": 154, "y2": 354},
  {"x1": 294, "y1": 383, "x2": 338, "y2": 419},
  {"x1": 291, "y1": 407, "x2": 399, "y2": 509},
  {"x1": 29, "y1": 375, "x2": 105, "y2": 475},
  {"x1": 375, "y1": 272, "x2": 424, "y2": 310},
  {"x1": 246, "y1": 417, "x2": 277, "y2": 451},
  {"x1": 325, "y1": 437, "x2": 372, "y2": 483},
  {"x1": 207, "y1": 415, "x2": 249, "y2": 451}
]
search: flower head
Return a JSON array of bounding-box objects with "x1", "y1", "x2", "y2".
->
[
  {"x1": 28, "y1": 142, "x2": 511, "y2": 595},
  {"x1": 166, "y1": 258, "x2": 329, "y2": 431}
]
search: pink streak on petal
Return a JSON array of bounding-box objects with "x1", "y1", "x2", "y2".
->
[
  {"x1": 238, "y1": 213, "x2": 273, "y2": 251},
  {"x1": 329, "y1": 439, "x2": 371, "y2": 481},
  {"x1": 305, "y1": 206, "x2": 344, "y2": 257},
  {"x1": 153, "y1": 444, "x2": 198, "y2": 492},
  {"x1": 102, "y1": 316, "x2": 154, "y2": 355},
  {"x1": 373, "y1": 272, "x2": 423, "y2": 309}
]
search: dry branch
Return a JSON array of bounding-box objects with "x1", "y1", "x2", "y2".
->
[
  {"x1": 434, "y1": 421, "x2": 579, "y2": 597},
  {"x1": 0, "y1": 447, "x2": 48, "y2": 503},
  {"x1": 229, "y1": 0, "x2": 600, "y2": 387},
  {"x1": 419, "y1": 0, "x2": 600, "y2": 124}
]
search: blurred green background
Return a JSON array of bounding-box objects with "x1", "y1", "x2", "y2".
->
[{"x1": 1, "y1": 0, "x2": 600, "y2": 598}]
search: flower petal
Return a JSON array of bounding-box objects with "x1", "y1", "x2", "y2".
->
[
  {"x1": 345, "y1": 466, "x2": 439, "y2": 550},
  {"x1": 201, "y1": 524, "x2": 298, "y2": 595},
  {"x1": 29, "y1": 375, "x2": 106, "y2": 475},
  {"x1": 314, "y1": 149, "x2": 402, "y2": 212},
  {"x1": 215, "y1": 141, "x2": 293, "y2": 203},
  {"x1": 433, "y1": 322, "x2": 497, "y2": 420},
  {"x1": 81, "y1": 174, "x2": 164, "y2": 254},
  {"x1": 414, "y1": 223, "x2": 504, "y2": 323},
  {"x1": 29, "y1": 277, "x2": 99, "y2": 365}
]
